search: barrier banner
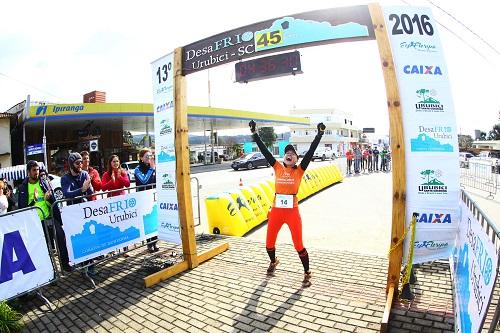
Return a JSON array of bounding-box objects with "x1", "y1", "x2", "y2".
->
[
  {"x1": 0, "y1": 209, "x2": 54, "y2": 301},
  {"x1": 383, "y1": 6, "x2": 460, "y2": 265},
  {"x1": 60, "y1": 190, "x2": 158, "y2": 264},
  {"x1": 152, "y1": 52, "x2": 182, "y2": 245},
  {"x1": 453, "y1": 201, "x2": 499, "y2": 333}
]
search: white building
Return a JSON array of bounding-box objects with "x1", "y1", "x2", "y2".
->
[
  {"x1": 288, "y1": 108, "x2": 361, "y2": 156},
  {"x1": 0, "y1": 113, "x2": 13, "y2": 168}
]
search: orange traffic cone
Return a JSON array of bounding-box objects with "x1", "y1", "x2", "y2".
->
[{"x1": 239, "y1": 178, "x2": 243, "y2": 186}]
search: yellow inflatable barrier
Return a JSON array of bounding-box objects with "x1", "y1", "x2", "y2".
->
[
  {"x1": 265, "y1": 179, "x2": 275, "y2": 193},
  {"x1": 205, "y1": 193, "x2": 249, "y2": 236},
  {"x1": 259, "y1": 181, "x2": 275, "y2": 203},
  {"x1": 240, "y1": 186, "x2": 266, "y2": 225},
  {"x1": 250, "y1": 185, "x2": 271, "y2": 216},
  {"x1": 228, "y1": 190, "x2": 260, "y2": 229},
  {"x1": 301, "y1": 172, "x2": 313, "y2": 196}
]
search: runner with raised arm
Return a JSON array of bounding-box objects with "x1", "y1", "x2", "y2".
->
[{"x1": 249, "y1": 120, "x2": 325, "y2": 286}]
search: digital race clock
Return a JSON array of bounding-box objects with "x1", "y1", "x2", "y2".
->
[{"x1": 235, "y1": 51, "x2": 302, "y2": 83}]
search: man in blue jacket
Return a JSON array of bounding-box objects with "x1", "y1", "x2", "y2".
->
[
  {"x1": 61, "y1": 152, "x2": 95, "y2": 275},
  {"x1": 18, "y1": 160, "x2": 72, "y2": 272}
]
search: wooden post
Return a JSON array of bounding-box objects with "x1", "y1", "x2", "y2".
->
[
  {"x1": 174, "y1": 47, "x2": 199, "y2": 269},
  {"x1": 368, "y1": 3, "x2": 406, "y2": 293}
]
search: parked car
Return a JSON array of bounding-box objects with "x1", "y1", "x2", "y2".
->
[
  {"x1": 46, "y1": 174, "x2": 64, "y2": 201},
  {"x1": 231, "y1": 152, "x2": 269, "y2": 170},
  {"x1": 459, "y1": 152, "x2": 475, "y2": 168},
  {"x1": 121, "y1": 161, "x2": 139, "y2": 181},
  {"x1": 312, "y1": 147, "x2": 336, "y2": 161},
  {"x1": 298, "y1": 150, "x2": 308, "y2": 158}
]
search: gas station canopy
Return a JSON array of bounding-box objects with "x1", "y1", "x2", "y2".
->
[{"x1": 26, "y1": 103, "x2": 309, "y2": 133}]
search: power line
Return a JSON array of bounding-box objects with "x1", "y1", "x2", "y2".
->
[
  {"x1": 426, "y1": 0, "x2": 500, "y2": 56},
  {"x1": 0, "y1": 72, "x2": 63, "y2": 100},
  {"x1": 398, "y1": 0, "x2": 493, "y2": 64}
]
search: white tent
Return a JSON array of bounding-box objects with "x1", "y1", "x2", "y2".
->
[{"x1": 0, "y1": 162, "x2": 46, "y2": 182}]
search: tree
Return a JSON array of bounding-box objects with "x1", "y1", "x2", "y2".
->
[
  {"x1": 458, "y1": 134, "x2": 473, "y2": 150},
  {"x1": 258, "y1": 127, "x2": 277, "y2": 149},
  {"x1": 420, "y1": 169, "x2": 434, "y2": 183},
  {"x1": 480, "y1": 131, "x2": 487, "y2": 140},
  {"x1": 488, "y1": 124, "x2": 500, "y2": 140}
]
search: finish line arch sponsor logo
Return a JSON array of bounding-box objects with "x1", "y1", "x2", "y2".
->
[
  {"x1": 156, "y1": 100, "x2": 174, "y2": 113},
  {"x1": 161, "y1": 173, "x2": 176, "y2": 191},
  {"x1": 159, "y1": 202, "x2": 178, "y2": 210},
  {"x1": 415, "y1": 88, "x2": 444, "y2": 112},
  {"x1": 418, "y1": 169, "x2": 448, "y2": 194},
  {"x1": 410, "y1": 126, "x2": 454, "y2": 152},
  {"x1": 414, "y1": 212, "x2": 452, "y2": 223},
  {"x1": 399, "y1": 41, "x2": 437, "y2": 53},
  {"x1": 415, "y1": 240, "x2": 449, "y2": 250},
  {"x1": 403, "y1": 64, "x2": 442, "y2": 76}
]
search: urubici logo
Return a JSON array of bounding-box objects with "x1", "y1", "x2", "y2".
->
[{"x1": 415, "y1": 88, "x2": 443, "y2": 112}]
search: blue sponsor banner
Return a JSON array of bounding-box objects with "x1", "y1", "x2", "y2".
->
[
  {"x1": 26, "y1": 144, "x2": 43, "y2": 156},
  {"x1": 60, "y1": 190, "x2": 158, "y2": 264}
]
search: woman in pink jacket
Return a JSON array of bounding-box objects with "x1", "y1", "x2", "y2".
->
[{"x1": 101, "y1": 155, "x2": 130, "y2": 197}]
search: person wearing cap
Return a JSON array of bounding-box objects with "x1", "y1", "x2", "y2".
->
[
  {"x1": 61, "y1": 152, "x2": 94, "y2": 204},
  {"x1": 249, "y1": 120, "x2": 325, "y2": 287}
]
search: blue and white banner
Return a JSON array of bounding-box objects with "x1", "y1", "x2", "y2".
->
[
  {"x1": 383, "y1": 6, "x2": 459, "y2": 265},
  {"x1": 453, "y1": 201, "x2": 498, "y2": 333},
  {"x1": 0, "y1": 209, "x2": 54, "y2": 301},
  {"x1": 60, "y1": 190, "x2": 158, "y2": 264},
  {"x1": 152, "y1": 52, "x2": 182, "y2": 245},
  {"x1": 26, "y1": 144, "x2": 44, "y2": 156}
]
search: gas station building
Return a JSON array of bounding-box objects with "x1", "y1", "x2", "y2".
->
[{"x1": 14, "y1": 99, "x2": 309, "y2": 175}]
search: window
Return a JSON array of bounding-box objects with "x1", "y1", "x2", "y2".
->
[{"x1": 325, "y1": 130, "x2": 332, "y2": 135}]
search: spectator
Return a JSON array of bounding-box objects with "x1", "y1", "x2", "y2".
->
[
  {"x1": 353, "y1": 146, "x2": 362, "y2": 174},
  {"x1": 381, "y1": 147, "x2": 389, "y2": 172},
  {"x1": 367, "y1": 146, "x2": 373, "y2": 172},
  {"x1": 102, "y1": 155, "x2": 130, "y2": 197},
  {"x1": 362, "y1": 147, "x2": 369, "y2": 173},
  {"x1": 61, "y1": 152, "x2": 95, "y2": 274},
  {"x1": 0, "y1": 180, "x2": 8, "y2": 215},
  {"x1": 345, "y1": 149, "x2": 354, "y2": 174},
  {"x1": 134, "y1": 148, "x2": 158, "y2": 253},
  {"x1": 17, "y1": 162, "x2": 52, "y2": 245},
  {"x1": 81, "y1": 151, "x2": 102, "y2": 200},
  {"x1": 2, "y1": 179, "x2": 15, "y2": 212},
  {"x1": 373, "y1": 146, "x2": 380, "y2": 171}
]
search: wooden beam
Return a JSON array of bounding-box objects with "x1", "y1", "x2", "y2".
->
[
  {"x1": 143, "y1": 260, "x2": 189, "y2": 288},
  {"x1": 368, "y1": 3, "x2": 406, "y2": 294},
  {"x1": 174, "y1": 47, "x2": 199, "y2": 269},
  {"x1": 198, "y1": 242, "x2": 229, "y2": 264},
  {"x1": 380, "y1": 284, "x2": 395, "y2": 333}
]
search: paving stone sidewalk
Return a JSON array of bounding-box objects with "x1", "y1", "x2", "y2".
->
[{"x1": 18, "y1": 236, "x2": 463, "y2": 332}]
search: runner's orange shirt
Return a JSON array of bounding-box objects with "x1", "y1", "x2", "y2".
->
[{"x1": 273, "y1": 163, "x2": 304, "y2": 208}]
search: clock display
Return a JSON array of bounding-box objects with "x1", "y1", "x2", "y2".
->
[{"x1": 235, "y1": 51, "x2": 302, "y2": 83}]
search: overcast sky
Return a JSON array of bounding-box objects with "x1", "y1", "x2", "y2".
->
[{"x1": 1, "y1": 0, "x2": 499, "y2": 137}]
